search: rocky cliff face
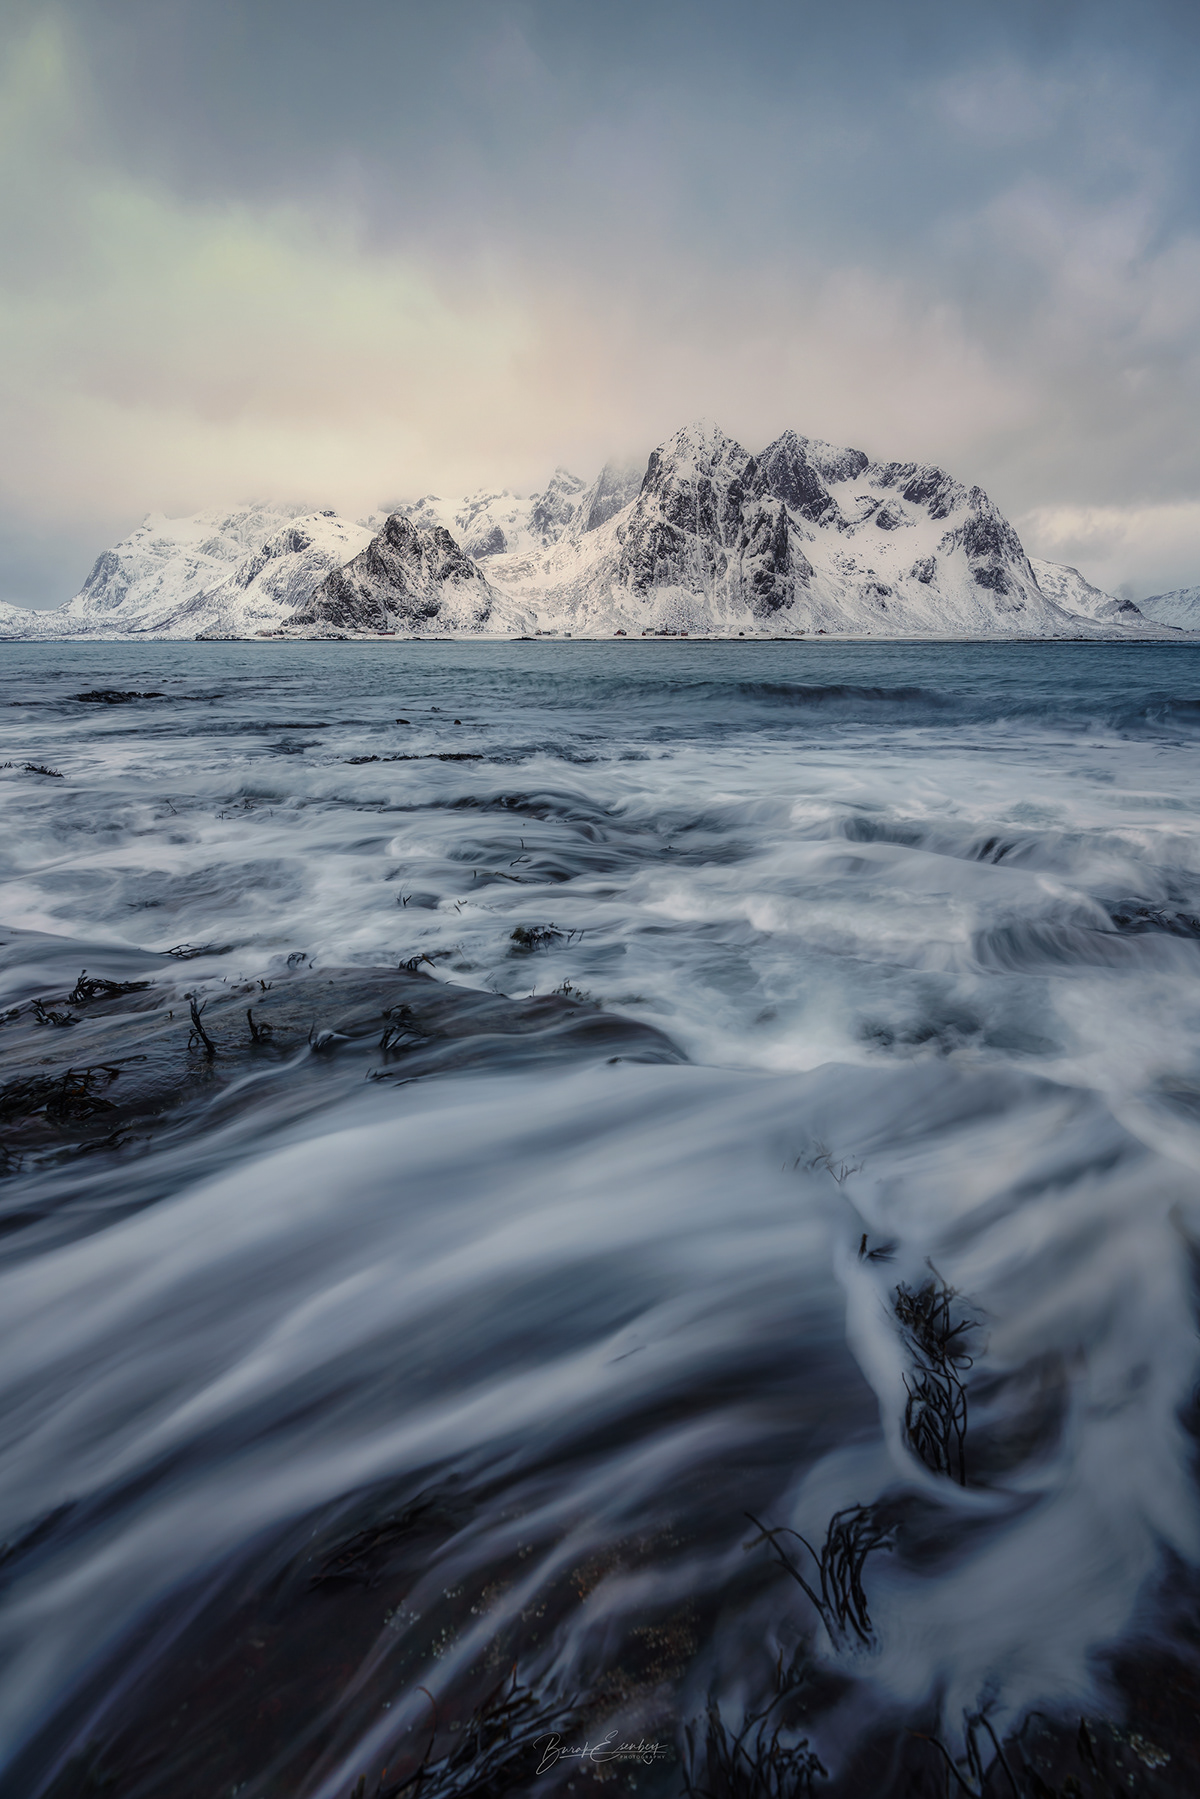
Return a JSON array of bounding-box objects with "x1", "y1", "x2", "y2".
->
[
  {"x1": 611, "y1": 423, "x2": 795, "y2": 617},
  {"x1": 284, "y1": 514, "x2": 497, "y2": 635},
  {"x1": 183, "y1": 515, "x2": 374, "y2": 636},
  {"x1": 528, "y1": 468, "x2": 588, "y2": 544},
  {"x1": 577, "y1": 459, "x2": 645, "y2": 534}
]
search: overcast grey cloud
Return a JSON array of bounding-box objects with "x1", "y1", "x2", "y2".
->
[{"x1": 3, "y1": 0, "x2": 1199, "y2": 602}]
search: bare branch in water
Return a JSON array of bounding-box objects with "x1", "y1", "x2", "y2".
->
[
  {"x1": 509, "y1": 925, "x2": 562, "y2": 954},
  {"x1": 550, "y1": 979, "x2": 593, "y2": 1003},
  {"x1": 895, "y1": 1273, "x2": 978, "y2": 1485},
  {"x1": 69, "y1": 970, "x2": 150, "y2": 1006},
  {"x1": 308, "y1": 1495, "x2": 442, "y2": 1589},
  {"x1": 803, "y1": 1141, "x2": 863, "y2": 1185},
  {"x1": 746, "y1": 1504, "x2": 896, "y2": 1647},
  {"x1": 246, "y1": 1008, "x2": 273, "y2": 1045},
  {"x1": 911, "y1": 1708, "x2": 1038, "y2": 1798},
  {"x1": 342, "y1": 1668, "x2": 578, "y2": 1799},
  {"x1": 187, "y1": 996, "x2": 216, "y2": 1058},
  {"x1": 0, "y1": 1067, "x2": 120, "y2": 1127},
  {"x1": 32, "y1": 999, "x2": 77, "y2": 1029},
  {"x1": 683, "y1": 1694, "x2": 826, "y2": 1799}
]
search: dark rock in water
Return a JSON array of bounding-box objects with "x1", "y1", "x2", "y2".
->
[
  {"x1": 13, "y1": 1465, "x2": 601, "y2": 1799},
  {"x1": 72, "y1": 690, "x2": 166, "y2": 703},
  {"x1": 1109, "y1": 899, "x2": 1200, "y2": 939},
  {"x1": 18, "y1": 1393, "x2": 1199, "y2": 1799},
  {"x1": 343, "y1": 751, "x2": 487, "y2": 764}
]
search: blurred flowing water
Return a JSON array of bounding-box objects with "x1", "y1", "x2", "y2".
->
[{"x1": 1, "y1": 639, "x2": 1199, "y2": 1796}]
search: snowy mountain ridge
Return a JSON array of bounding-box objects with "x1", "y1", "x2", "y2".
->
[
  {"x1": 0, "y1": 505, "x2": 374, "y2": 641},
  {"x1": 1134, "y1": 586, "x2": 1200, "y2": 630},
  {"x1": 445, "y1": 420, "x2": 1164, "y2": 639},
  {"x1": 389, "y1": 459, "x2": 644, "y2": 564},
  {"x1": 0, "y1": 421, "x2": 1185, "y2": 640},
  {"x1": 1026, "y1": 558, "x2": 1145, "y2": 629}
]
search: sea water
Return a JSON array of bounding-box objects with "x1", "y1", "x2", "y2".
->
[{"x1": 0, "y1": 639, "x2": 1199, "y2": 1796}]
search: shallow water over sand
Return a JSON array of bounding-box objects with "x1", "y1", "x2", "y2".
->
[{"x1": 1, "y1": 640, "x2": 1199, "y2": 1797}]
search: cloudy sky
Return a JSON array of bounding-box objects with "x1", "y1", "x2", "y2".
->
[{"x1": 3, "y1": 0, "x2": 1199, "y2": 604}]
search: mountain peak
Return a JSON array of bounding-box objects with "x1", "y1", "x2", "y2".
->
[{"x1": 661, "y1": 418, "x2": 743, "y2": 462}]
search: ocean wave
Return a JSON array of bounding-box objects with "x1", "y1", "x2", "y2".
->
[
  {"x1": 732, "y1": 679, "x2": 947, "y2": 708},
  {"x1": 2, "y1": 638, "x2": 1200, "y2": 1795}
]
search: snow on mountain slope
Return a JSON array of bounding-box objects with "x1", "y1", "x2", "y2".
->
[
  {"x1": 397, "y1": 491, "x2": 530, "y2": 560},
  {"x1": 1027, "y1": 558, "x2": 1145, "y2": 627},
  {"x1": 388, "y1": 461, "x2": 645, "y2": 566},
  {"x1": 1135, "y1": 586, "x2": 1200, "y2": 630},
  {"x1": 476, "y1": 421, "x2": 1134, "y2": 637},
  {"x1": 283, "y1": 514, "x2": 504, "y2": 636},
  {"x1": 178, "y1": 514, "x2": 374, "y2": 637},
  {"x1": 396, "y1": 467, "x2": 590, "y2": 561},
  {"x1": 0, "y1": 602, "x2": 67, "y2": 638},
  {"x1": 61, "y1": 504, "x2": 312, "y2": 633},
  {"x1": 0, "y1": 506, "x2": 372, "y2": 639}
]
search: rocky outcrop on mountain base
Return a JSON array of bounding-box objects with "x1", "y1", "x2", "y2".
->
[{"x1": 284, "y1": 514, "x2": 497, "y2": 635}]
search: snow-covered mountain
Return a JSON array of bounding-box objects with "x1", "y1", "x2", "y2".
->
[
  {"x1": 1027, "y1": 559, "x2": 1145, "y2": 628},
  {"x1": 1134, "y1": 586, "x2": 1200, "y2": 630},
  {"x1": 283, "y1": 514, "x2": 500, "y2": 636},
  {"x1": 179, "y1": 514, "x2": 375, "y2": 637},
  {"x1": 470, "y1": 422, "x2": 1151, "y2": 638},
  {"x1": 0, "y1": 601, "x2": 62, "y2": 639},
  {"x1": 66, "y1": 504, "x2": 315, "y2": 634},
  {"x1": 0, "y1": 505, "x2": 373, "y2": 639},
  {"x1": 0, "y1": 422, "x2": 1173, "y2": 639}
]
